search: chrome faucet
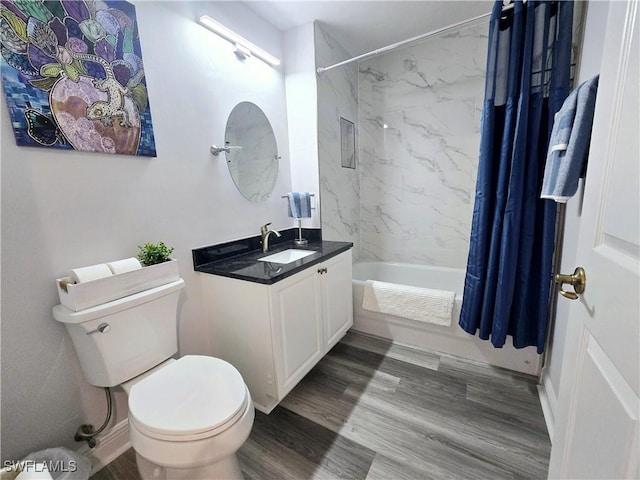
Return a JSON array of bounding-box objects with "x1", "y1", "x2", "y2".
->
[{"x1": 260, "y1": 222, "x2": 281, "y2": 253}]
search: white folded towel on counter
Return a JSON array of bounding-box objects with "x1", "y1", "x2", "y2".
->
[{"x1": 362, "y1": 280, "x2": 455, "y2": 326}]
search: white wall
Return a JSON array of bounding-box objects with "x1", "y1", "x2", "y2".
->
[
  {"x1": 315, "y1": 20, "x2": 486, "y2": 268},
  {"x1": 539, "y1": 0, "x2": 609, "y2": 437},
  {"x1": 1, "y1": 1, "x2": 291, "y2": 461},
  {"x1": 315, "y1": 22, "x2": 360, "y2": 257},
  {"x1": 284, "y1": 23, "x2": 321, "y2": 228},
  {"x1": 358, "y1": 22, "x2": 486, "y2": 267}
]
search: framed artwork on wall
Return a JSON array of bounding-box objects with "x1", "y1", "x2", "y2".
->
[
  {"x1": 340, "y1": 117, "x2": 355, "y2": 169},
  {"x1": 0, "y1": 0, "x2": 157, "y2": 157}
]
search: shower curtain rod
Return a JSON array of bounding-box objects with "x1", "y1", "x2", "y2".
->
[{"x1": 316, "y1": 3, "x2": 514, "y2": 75}]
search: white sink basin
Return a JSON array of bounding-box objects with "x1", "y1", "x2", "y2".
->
[{"x1": 258, "y1": 249, "x2": 315, "y2": 264}]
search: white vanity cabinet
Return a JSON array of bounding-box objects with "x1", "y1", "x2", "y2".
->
[
  {"x1": 199, "y1": 249, "x2": 352, "y2": 413},
  {"x1": 320, "y1": 251, "x2": 354, "y2": 351}
]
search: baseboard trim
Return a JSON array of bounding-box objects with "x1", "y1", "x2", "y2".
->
[
  {"x1": 537, "y1": 370, "x2": 558, "y2": 442},
  {"x1": 77, "y1": 419, "x2": 130, "y2": 474}
]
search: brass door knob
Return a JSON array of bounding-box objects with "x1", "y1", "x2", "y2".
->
[{"x1": 555, "y1": 267, "x2": 586, "y2": 300}]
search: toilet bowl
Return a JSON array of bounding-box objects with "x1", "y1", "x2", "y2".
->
[
  {"x1": 52, "y1": 279, "x2": 255, "y2": 480},
  {"x1": 123, "y1": 355, "x2": 255, "y2": 480}
]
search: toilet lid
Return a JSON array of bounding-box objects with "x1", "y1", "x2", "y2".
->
[{"x1": 128, "y1": 355, "x2": 248, "y2": 439}]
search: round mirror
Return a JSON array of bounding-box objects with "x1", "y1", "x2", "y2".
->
[{"x1": 225, "y1": 102, "x2": 279, "y2": 202}]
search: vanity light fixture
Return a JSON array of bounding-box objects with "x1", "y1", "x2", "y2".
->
[{"x1": 198, "y1": 15, "x2": 281, "y2": 67}]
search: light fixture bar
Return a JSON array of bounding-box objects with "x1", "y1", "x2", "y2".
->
[{"x1": 198, "y1": 15, "x2": 281, "y2": 67}]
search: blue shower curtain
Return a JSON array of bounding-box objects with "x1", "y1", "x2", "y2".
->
[{"x1": 459, "y1": 0, "x2": 573, "y2": 354}]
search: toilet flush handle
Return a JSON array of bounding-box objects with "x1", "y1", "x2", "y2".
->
[{"x1": 86, "y1": 323, "x2": 111, "y2": 335}]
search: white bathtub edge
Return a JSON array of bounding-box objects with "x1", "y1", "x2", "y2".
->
[{"x1": 352, "y1": 262, "x2": 542, "y2": 376}]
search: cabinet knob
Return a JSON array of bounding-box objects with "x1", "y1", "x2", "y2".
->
[{"x1": 317, "y1": 267, "x2": 327, "y2": 274}]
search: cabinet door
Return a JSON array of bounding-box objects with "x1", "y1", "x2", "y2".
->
[
  {"x1": 200, "y1": 275, "x2": 278, "y2": 413},
  {"x1": 322, "y1": 250, "x2": 353, "y2": 351},
  {"x1": 270, "y1": 266, "x2": 323, "y2": 398}
]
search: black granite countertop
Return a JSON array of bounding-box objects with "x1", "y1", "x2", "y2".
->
[{"x1": 193, "y1": 229, "x2": 353, "y2": 284}]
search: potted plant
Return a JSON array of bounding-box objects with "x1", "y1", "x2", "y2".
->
[{"x1": 138, "y1": 241, "x2": 175, "y2": 266}]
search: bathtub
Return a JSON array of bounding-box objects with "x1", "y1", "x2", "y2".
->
[{"x1": 352, "y1": 261, "x2": 541, "y2": 375}]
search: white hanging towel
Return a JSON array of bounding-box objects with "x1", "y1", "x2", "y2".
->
[{"x1": 362, "y1": 280, "x2": 455, "y2": 326}]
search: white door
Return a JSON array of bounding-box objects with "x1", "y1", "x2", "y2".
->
[{"x1": 548, "y1": 2, "x2": 639, "y2": 478}]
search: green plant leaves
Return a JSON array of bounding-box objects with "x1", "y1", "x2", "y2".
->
[{"x1": 138, "y1": 242, "x2": 174, "y2": 266}]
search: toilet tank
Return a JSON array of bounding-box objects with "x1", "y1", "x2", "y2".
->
[{"x1": 53, "y1": 279, "x2": 184, "y2": 387}]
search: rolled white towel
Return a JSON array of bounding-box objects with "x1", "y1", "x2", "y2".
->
[
  {"x1": 106, "y1": 257, "x2": 142, "y2": 275},
  {"x1": 68, "y1": 263, "x2": 112, "y2": 284}
]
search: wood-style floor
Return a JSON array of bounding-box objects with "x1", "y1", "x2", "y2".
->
[{"x1": 91, "y1": 331, "x2": 551, "y2": 480}]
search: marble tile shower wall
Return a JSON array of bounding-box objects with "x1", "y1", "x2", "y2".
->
[
  {"x1": 315, "y1": 22, "x2": 360, "y2": 259},
  {"x1": 358, "y1": 24, "x2": 488, "y2": 267}
]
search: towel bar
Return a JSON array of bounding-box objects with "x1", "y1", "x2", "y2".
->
[{"x1": 281, "y1": 193, "x2": 316, "y2": 210}]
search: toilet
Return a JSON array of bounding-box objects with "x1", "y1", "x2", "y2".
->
[{"x1": 52, "y1": 279, "x2": 254, "y2": 480}]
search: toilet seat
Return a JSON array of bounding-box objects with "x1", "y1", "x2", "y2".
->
[{"x1": 128, "y1": 355, "x2": 249, "y2": 442}]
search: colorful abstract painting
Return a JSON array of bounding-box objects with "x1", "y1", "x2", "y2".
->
[{"x1": 1, "y1": 0, "x2": 156, "y2": 156}]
